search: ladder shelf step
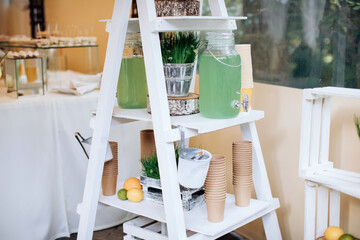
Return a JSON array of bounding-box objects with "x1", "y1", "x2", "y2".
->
[
  {"x1": 305, "y1": 168, "x2": 360, "y2": 199},
  {"x1": 101, "y1": 16, "x2": 247, "y2": 33},
  {"x1": 90, "y1": 107, "x2": 264, "y2": 141},
  {"x1": 99, "y1": 179, "x2": 279, "y2": 238}
]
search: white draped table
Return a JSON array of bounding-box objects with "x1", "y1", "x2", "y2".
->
[{"x1": 0, "y1": 91, "x2": 144, "y2": 240}]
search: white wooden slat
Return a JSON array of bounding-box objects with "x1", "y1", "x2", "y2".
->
[
  {"x1": 152, "y1": 18, "x2": 237, "y2": 32},
  {"x1": 76, "y1": 0, "x2": 132, "y2": 239},
  {"x1": 320, "y1": 170, "x2": 360, "y2": 184},
  {"x1": 304, "y1": 181, "x2": 317, "y2": 240},
  {"x1": 309, "y1": 87, "x2": 360, "y2": 99},
  {"x1": 124, "y1": 223, "x2": 169, "y2": 240},
  {"x1": 319, "y1": 98, "x2": 331, "y2": 164},
  {"x1": 305, "y1": 163, "x2": 333, "y2": 174},
  {"x1": 124, "y1": 235, "x2": 136, "y2": 240},
  {"x1": 103, "y1": 108, "x2": 264, "y2": 142},
  {"x1": 240, "y1": 122, "x2": 282, "y2": 239},
  {"x1": 145, "y1": 222, "x2": 163, "y2": 233},
  {"x1": 161, "y1": 223, "x2": 167, "y2": 235},
  {"x1": 99, "y1": 19, "x2": 140, "y2": 33},
  {"x1": 325, "y1": 168, "x2": 360, "y2": 179},
  {"x1": 309, "y1": 99, "x2": 322, "y2": 167},
  {"x1": 208, "y1": 0, "x2": 229, "y2": 16},
  {"x1": 262, "y1": 211, "x2": 282, "y2": 240},
  {"x1": 240, "y1": 122, "x2": 273, "y2": 201},
  {"x1": 316, "y1": 186, "x2": 329, "y2": 238},
  {"x1": 299, "y1": 96, "x2": 313, "y2": 177},
  {"x1": 311, "y1": 172, "x2": 360, "y2": 188},
  {"x1": 110, "y1": 108, "x2": 264, "y2": 129},
  {"x1": 102, "y1": 17, "x2": 247, "y2": 34},
  {"x1": 187, "y1": 233, "x2": 213, "y2": 240},
  {"x1": 137, "y1": 0, "x2": 187, "y2": 239},
  {"x1": 125, "y1": 216, "x2": 157, "y2": 227},
  {"x1": 329, "y1": 190, "x2": 340, "y2": 227},
  {"x1": 99, "y1": 190, "x2": 279, "y2": 237},
  {"x1": 306, "y1": 174, "x2": 360, "y2": 199}
]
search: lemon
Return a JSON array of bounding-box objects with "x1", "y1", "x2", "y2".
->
[
  {"x1": 127, "y1": 188, "x2": 144, "y2": 203},
  {"x1": 117, "y1": 189, "x2": 127, "y2": 200},
  {"x1": 123, "y1": 177, "x2": 142, "y2": 191},
  {"x1": 324, "y1": 226, "x2": 344, "y2": 240}
]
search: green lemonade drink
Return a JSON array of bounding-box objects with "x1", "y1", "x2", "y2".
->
[
  {"x1": 117, "y1": 56, "x2": 148, "y2": 109},
  {"x1": 199, "y1": 54, "x2": 241, "y2": 118}
]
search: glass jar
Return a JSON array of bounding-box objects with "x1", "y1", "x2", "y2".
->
[
  {"x1": 117, "y1": 33, "x2": 147, "y2": 109},
  {"x1": 199, "y1": 32, "x2": 242, "y2": 119}
]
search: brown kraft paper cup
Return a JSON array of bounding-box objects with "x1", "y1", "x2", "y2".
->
[
  {"x1": 206, "y1": 199, "x2": 226, "y2": 223},
  {"x1": 102, "y1": 175, "x2": 117, "y2": 196},
  {"x1": 140, "y1": 129, "x2": 156, "y2": 159},
  {"x1": 234, "y1": 185, "x2": 252, "y2": 207},
  {"x1": 103, "y1": 142, "x2": 118, "y2": 177},
  {"x1": 102, "y1": 141, "x2": 118, "y2": 195}
]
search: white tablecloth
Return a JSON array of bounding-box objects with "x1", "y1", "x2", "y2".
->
[{"x1": 0, "y1": 91, "x2": 145, "y2": 240}]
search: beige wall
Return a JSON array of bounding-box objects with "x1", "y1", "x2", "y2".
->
[
  {"x1": 0, "y1": 1, "x2": 30, "y2": 36},
  {"x1": 44, "y1": 0, "x2": 114, "y2": 72},
  {"x1": 191, "y1": 83, "x2": 360, "y2": 239}
]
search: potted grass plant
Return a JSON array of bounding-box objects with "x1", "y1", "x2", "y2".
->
[
  {"x1": 140, "y1": 145, "x2": 180, "y2": 180},
  {"x1": 160, "y1": 32, "x2": 200, "y2": 97}
]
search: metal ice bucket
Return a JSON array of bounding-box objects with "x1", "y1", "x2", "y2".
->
[{"x1": 164, "y1": 62, "x2": 194, "y2": 97}]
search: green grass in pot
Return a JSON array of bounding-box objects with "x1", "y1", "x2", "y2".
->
[
  {"x1": 160, "y1": 32, "x2": 201, "y2": 64},
  {"x1": 140, "y1": 144, "x2": 180, "y2": 179},
  {"x1": 355, "y1": 115, "x2": 360, "y2": 139},
  {"x1": 141, "y1": 152, "x2": 160, "y2": 179}
]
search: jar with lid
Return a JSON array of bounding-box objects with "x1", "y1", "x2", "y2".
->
[
  {"x1": 117, "y1": 33, "x2": 147, "y2": 109},
  {"x1": 198, "y1": 32, "x2": 242, "y2": 119}
]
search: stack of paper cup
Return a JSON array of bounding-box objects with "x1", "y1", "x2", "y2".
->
[
  {"x1": 204, "y1": 155, "x2": 227, "y2": 223},
  {"x1": 140, "y1": 129, "x2": 156, "y2": 159},
  {"x1": 232, "y1": 141, "x2": 253, "y2": 207},
  {"x1": 102, "y1": 141, "x2": 118, "y2": 196}
]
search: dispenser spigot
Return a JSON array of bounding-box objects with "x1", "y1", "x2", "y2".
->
[{"x1": 232, "y1": 92, "x2": 249, "y2": 112}]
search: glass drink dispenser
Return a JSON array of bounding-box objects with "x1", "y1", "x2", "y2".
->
[
  {"x1": 199, "y1": 32, "x2": 242, "y2": 119},
  {"x1": 117, "y1": 33, "x2": 148, "y2": 109}
]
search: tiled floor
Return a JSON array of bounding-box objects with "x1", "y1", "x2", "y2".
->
[{"x1": 57, "y1": 224, "x2": 248, "y2": 240}]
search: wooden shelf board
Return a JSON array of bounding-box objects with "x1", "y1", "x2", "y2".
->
[
  {"x1": 109, "y1": 107, "x2": 264, "y2": 134},
  {"x1": 305, "y1": 168, "x2": 360, "y2": 199},
  {"x1": 100, "y1": 16, "x2": 247, "y2": 33},
  {"x1": 99, "y1": 188, "x2": 279, "y2": 237},
  {"x1": 305, "y1": 87, "x2": 360, "y2": 99}
]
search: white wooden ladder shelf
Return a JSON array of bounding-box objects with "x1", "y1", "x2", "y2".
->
[
  {"x1": 77, "y1": 0, "x2": 282, "y2": 239},
  {"x1": 299, "y1": 87, "x2": 360, "y2": 240}
]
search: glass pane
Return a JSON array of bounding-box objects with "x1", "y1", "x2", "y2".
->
[{"x1": 203, "y1": 0, "x2": 360, "y2": 89}]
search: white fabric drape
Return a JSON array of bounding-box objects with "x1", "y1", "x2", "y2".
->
[{"x1": 0, "y1": 92, "x2": 140, "y2": 240}]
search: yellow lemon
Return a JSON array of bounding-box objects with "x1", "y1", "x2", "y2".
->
[
  {"x1": 123, "y1": 177, "x2": 142, "y2": 191},
  {"x1": 127, "y1": 188, "x2": 144, "y2": 203},
  {"x1": 324, "y1": 226, "x2": 344, "y2": 240}
]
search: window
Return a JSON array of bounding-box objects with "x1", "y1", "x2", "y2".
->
[{"x1": 203, "y1": 0, "x2": 360, "y2": 89}]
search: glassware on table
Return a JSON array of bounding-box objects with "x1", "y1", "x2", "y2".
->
[
  {"x1": 4, "y1": 57, "x2": 45, "y2": 97},
  {"x1": 117, "y1": 33, "x2": 148, "y2": 109},
  {"x1": 199, "y1": 32, "x2": 242, "y2": 119}
]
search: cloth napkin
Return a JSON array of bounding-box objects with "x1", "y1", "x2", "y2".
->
[{"x1": 51, "y1": 71, "x2": 102, "y2": 95}]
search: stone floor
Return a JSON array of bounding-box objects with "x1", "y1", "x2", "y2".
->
[{"x1": 57, "y1": 223, "x2": 248, "y2": 240}]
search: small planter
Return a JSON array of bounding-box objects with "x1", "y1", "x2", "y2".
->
[
  {"x1": 140, "y1": 175, "x2": 205, "y2": 211},
  {"x1": 164, "y1": 62, "x2": 194, "y2": 97}
]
